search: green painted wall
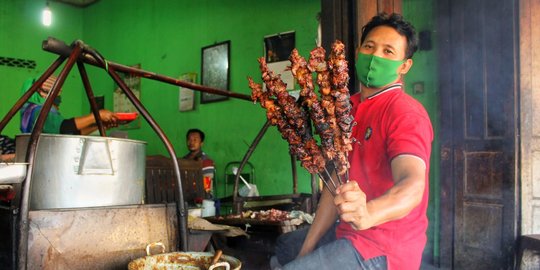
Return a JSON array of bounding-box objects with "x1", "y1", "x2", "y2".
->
[
  {"x1": 80, "y1": 0, "x2": 320, "y2": 198},
  {"x1": 0, "y1": 0, "x2": 320, "y2": 198},
  {"x1": 0, "y1": 0, "x2": 85, "y2": 136},
  {"x1": 403, "y1": 0, "x2": 440, "y2": 261}
]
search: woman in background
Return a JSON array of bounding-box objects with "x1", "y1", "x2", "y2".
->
[{"x1": 20, "y1": 75, "x2": 118, "y2": 135}]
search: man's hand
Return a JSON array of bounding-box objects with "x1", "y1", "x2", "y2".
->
[
  {"x1": 96, "y1": 110, "x2": 118, "y2": 129},
  {"x1": 98, "y1": 110, "x2": 118, "y2": 124},
  {"x1": 334, "y1": 181, "x2": 373, "y2": 230},
  {"x1": 75, "y1": 110, "x2": 119, "y2": 135},
  {"x1": 334, "y1": 155, "x2": 427, "y2": 231}
]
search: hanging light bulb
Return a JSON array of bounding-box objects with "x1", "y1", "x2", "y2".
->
[{"x1": 42, "y1": 2, "x2": 52, "y2": 26}]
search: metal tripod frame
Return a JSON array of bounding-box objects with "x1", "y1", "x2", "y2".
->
[{"x1": 0, "y1": 37, "x2": 254, "y2": 270}]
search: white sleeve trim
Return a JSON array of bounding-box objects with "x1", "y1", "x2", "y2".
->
[{"x1": 393, "y1": 154, "x2": 427, "y2": 169}]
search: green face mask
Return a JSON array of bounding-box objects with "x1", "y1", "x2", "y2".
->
[{"x1": 355, "y1": 53, "x2": 405, "y2": 88}]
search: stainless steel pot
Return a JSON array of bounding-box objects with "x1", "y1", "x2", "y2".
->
[{"x1": 16, "y1": 134, "x2": 146, "y2": 209}]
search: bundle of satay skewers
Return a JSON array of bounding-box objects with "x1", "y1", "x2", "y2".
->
[{"x1": 248, "y1": 40, "x2": 353, "y2": 196}]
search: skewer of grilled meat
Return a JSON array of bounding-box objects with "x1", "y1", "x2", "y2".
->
[
  {"x1": 248, "y1": 77, "x2": 323, "y2": 173},
  {"x1": 249, "y1": 41, "x2": 354, "y2": 186},
  {"x1": 248, "y1": 78, "x2": 303, "y2": 157},
  {"x1": 290, "y1": 49, "x2": 336, "y2": 162},
  {"x1": 329, "y1": 41, "x2": 353, "y2": 138},
  {"x1": 328, "y1": 41, "x2": 353, "y2": 176},
  {"x1": 258, "y1": 58, "x2": 311, "y2": 140},
  {"x1": 308, "y1": 47, "x2": 335, "y2": 120},
  {"x1": 308, "y1": 46, "x2": 348, "y2": 184},
  {"x1": 307, "y1": 47, "x2": 339, "y2": 161},
  {"x1": 257, "y1": 58, "x2": 326, "y2": 173}
]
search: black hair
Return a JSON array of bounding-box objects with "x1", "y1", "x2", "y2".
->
[
  {"x1": 360, "y1": 13, "x2": 418, "y2": 59},
  {"x1": 186, "y1": 128, "x2": 205, "y2": 142}
]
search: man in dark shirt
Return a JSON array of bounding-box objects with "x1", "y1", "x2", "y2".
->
[{"x1": 183, "y1": 129, "x2": 215, "y2": 197}]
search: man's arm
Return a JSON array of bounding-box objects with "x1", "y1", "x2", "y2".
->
[
  {"x1": 297, "y1": 187, "x2": 339, "y2": 257},
  {"x1": 73, "y1": 110, "x2": 118, "y2": 135},
  {"x1": 1, "y1": 153, "x2": 15, "y2": 162},
  {"x1": 335, "y1": 155, "x2": 426, "y2": 230}
]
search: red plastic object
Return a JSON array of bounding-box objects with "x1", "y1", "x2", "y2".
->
[
  {"x1": 0, "y1": 185, "x2": 15, "y2": 202},
  {"x1": 116, "y1": 112, "x2": 138, "y2": 121}
]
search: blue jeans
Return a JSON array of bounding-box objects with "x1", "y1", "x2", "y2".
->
[{"x1": 274, "y1": 224, "x2": 387, "y2": 270}]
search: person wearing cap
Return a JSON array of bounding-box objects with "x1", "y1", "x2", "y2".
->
[{"x1": 19, "y1": 75, "x2": 118, "y2": 135}]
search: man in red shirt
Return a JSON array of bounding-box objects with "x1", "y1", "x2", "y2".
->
[{"x1": 272, "y1": 13, "x2": 433, "y2": 270}]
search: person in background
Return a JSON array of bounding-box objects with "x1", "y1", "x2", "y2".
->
[
  {"x1": 271, "y1": 13, "x2": 433, "y2": 270},
  {"x1": 0, "y1": 135, "x2": 16, "y2": 202},
  {"x1": 20, "y1": 75, "x2": 118, "y2": 135},
  {"x1": 183, "y1": 128, "x2": 215, "y2": 198},
  {"x1": 0, "y1": 135, "x2": 15, "y2": 162}
]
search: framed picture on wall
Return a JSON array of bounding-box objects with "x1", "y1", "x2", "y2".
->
[
  {"x1": 201, "y1": 41, "x2": 230, "y2": 104},
  {"x1": 264, "y1": 31, "x2": 295, "y2": 63},
  {"x1": 178, "y1": 72, "x2": 197, "y2": 112},
  {"x1": 264, "y1": 31, "x2": 295, "y2": 90}
]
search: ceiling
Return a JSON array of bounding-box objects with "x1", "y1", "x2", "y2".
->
[{"x1": 50, "y1": 0, "x2": 99, "y2": 8}]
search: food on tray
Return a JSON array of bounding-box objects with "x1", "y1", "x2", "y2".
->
[{"x1": 220, "y1": 209, "x2": 291, "y2": 222}]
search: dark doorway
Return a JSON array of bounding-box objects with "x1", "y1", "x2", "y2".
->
[{"x1": 437, "y1": 0, "x2": 518, "y2": 268}]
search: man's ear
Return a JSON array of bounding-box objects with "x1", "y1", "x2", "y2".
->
[{"x1": 399, "y1": 58, "x2": 414, "y2": 75}]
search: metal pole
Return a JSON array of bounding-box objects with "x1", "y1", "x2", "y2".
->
[
  {"x1": 310, "y1": 174, "x2": 319, "y2": 214},
  {"x1": 17, "y1": 43, "x2": 82, "y2": 270},
  {"x1": 0, "y1": 56, "x2": 65, "y2": 133},
  {"x1": 42, "y1": 37, "x2": 252, "y2": 101},
  {"x1": 87, "y1": 49, "x2": 189, "y2": 251},
  {"x1": 291, "y1": 154, "x2": 298, "y2": 194},
  {"x1": 232, "y1": 120, "x2": 271, "y2": 214},
  {"x1": 76, "y1": 62, "x2": 107, "y2": 135}
]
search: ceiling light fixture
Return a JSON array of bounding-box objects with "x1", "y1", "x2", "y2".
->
[{"x1": 42, "y1": 2, "x2": 52, "y2": 26}]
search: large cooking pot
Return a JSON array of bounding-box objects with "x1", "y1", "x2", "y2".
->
[
  {"x1": 16, "y1": 134, "x2": 146, "y2": 209},
  {"x1": 128, "y1": 243, "x2": 241, "y2": 270}
]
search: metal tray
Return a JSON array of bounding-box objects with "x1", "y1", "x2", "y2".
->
[{"x1": 204, "y1": 216, "x2": 284, "y2": 226}]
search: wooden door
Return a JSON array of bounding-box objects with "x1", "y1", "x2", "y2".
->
[
  {"x1": 437, "y1": 0, "x2": 518, "y2": 269},
  {"x1": 520, "y1": 0, "x2": 540, "y2": 238}
]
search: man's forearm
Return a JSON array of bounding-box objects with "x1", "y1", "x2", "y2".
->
[
  {"x1": 73, "y1": 113, "x2": 96, "y2": 131},
  {"x1": 365, "y1": 174, "x2": 425, "y2": 227},
  {"x1": 79, "y1": 125, "x2": 98, "y2": 135},
  {"x1": 298, "y1": 187, "x2": 338, "y2": 257},
  {"x1": 356, "y1": 155, "x2": 426, "y2": 229}
]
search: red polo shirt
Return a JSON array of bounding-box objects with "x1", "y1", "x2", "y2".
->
[{"x1": 336, "y1": 83, "x2": 433, "y2": 270}]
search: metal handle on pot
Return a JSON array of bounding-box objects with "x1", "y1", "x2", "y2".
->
[
  {"x1": 78, "y1": 138, "x2": 114, "y2": 175},
  {"x1": 145, "y1": 242, "x2": 166, "y2": 256},
  {"x1": 209, "y1": 261, "x2": 230, "y2": 270}
]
